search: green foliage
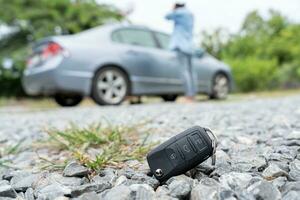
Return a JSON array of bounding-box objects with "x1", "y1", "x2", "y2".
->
[
  {"x1": 226, "y1": 57, "x2": 278, "y2": 92},
  {"x1": 0, "y1": 0, "x2": 123, "y2": 97},
  {"x1": 202, "y1": 10, "x2": 300, "y2": 92}
]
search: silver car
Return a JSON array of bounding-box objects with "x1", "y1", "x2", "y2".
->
[{"x1": 23, "y1": 23, "x2": 233, "y2": 106}]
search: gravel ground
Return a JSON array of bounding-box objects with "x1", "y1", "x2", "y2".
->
[{"x1": 0, "y1": 95, "x2": 300, "y2": 199}]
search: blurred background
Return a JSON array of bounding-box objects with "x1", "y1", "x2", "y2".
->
[{"x1": 0, "y1": 0, "x2": 300, "y2": 104}]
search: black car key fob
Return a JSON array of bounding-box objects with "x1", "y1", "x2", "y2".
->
[{"x1": 147, "y1": 126, "x2": 217, "y2": 182}]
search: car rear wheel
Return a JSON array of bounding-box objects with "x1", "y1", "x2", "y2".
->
[
  {"x1": 92, "y1": 67, "x2": 129, "y2": 105},
  {"x1": 210, "y1": 73, "x2": 230, "y2": 99},
  {"x1": 54, "y1": 94, "x2": 83, "y2": 107},
  {"x1": 161, "y1": 94, "x2": 178, "y2": 102}
]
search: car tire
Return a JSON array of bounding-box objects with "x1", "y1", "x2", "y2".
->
[
  {"x1": 92, "y1": 67, "x2": 129, "y2": 106},
  {"x1": 161, "y1": 94, "x2": 178, "y2": 102},
  {"x1": 54, "y1": 94, "x2": 83, "y2": 107},
  {"x1": 209, "y1": 73, "x2": 230, "y2": 100}
]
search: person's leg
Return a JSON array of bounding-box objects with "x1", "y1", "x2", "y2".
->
[
  {"x1": 179, "y1": 52, "x2": 196, "y2": 102},
  {"x1": 186, "y1": 54, "x2": 196, "y2": 97}
]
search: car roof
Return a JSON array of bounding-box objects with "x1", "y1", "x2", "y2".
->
[{"x1": 77, "y1": 22, "x2": 170, "y2": 37}]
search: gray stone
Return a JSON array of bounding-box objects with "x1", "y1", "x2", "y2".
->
[
  {"x1": 262, "y1": 163, "x2": 289, "y2": 180},
  {"x1": 3, "y1": 171, "x2": 31, "y2": 181},
  {"x1": 11, "y1": 173, "x2": 39, "y2": 192},
  {"x1": 103, "y1": 185, "x2": 131, "y2": 200},
  {"x1": 231, "y1": 154, "x2": 267, "y2": 172},
  {"x1": 130, "y1": 184, "x2": 155, "y2": 200},
  {"x1": 282, "y1": 191, "x2": 300, "y2": 200},
  {"x1": 289, "y1": 159, "x2": 300, "y2": 181},
  {"x1": 0, "y1": 184, "x2": 17, "y2": 198},
  {"x1": 24, "y1": 188, "x2": 35, "y2": 200},
  {"x1": 115, "y1": 175, "x2": 128, "y2": 186},
  {"x1": 97, "y1": 168, "x2": 117, "y2": 183},
  {"x1": 118, "y1": 168, "x2": 136, "y2": 179},
  {"x1": 137, "y1": 161, "x2": 151, "y2": 175},
  {"x1": 73, "y1": 191, "x2": 100, "y2": 200},
  {"x1": 247, "y1": 179, "x2": 281, "y2": 200},
  {"x1": 35, "y1": 183, "x2": 71, "y2": 200},
  {"x1": 130, "y1": 173, "x2": 159, "y2": 189},
  {"x1": 271, "y1": 177, "x2": 287, "y2": 189},
  {"x1": 190, "y1": 178, "x2": 220, "y2": 200},
  {"x1": 219, "y1": 189, "x2": 238, "y2": 200},
  {"x1": 0, "y1": 181, "x2": 9, "y2": 187},
  {"x1": 63, "y1": 162, "x2": 89, "y2": 177},
  {"x1": 53, "y1": 196, "x2": 69, "y2": 200},
  {"x1": 281, "y1": 181, "x2": 300, "y2": 196},
  {"x1": 155, "y1": 185, "x2": 170, "y2": 197},
  {"x1": 71, "y1": 182, "x2": 111, "y2": 197},
  {"x1": 168, "y1": 178, "x2": 191, "y2": 199},
  {"x1": 219, "y1": 172, "x2": 252, "y2": 190}
]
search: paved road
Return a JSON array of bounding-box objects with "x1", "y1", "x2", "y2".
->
[{"x1": 0, "y1": 95, "x2": 299, "y2": 199}]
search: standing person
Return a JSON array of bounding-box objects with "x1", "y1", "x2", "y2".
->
[{"x1": 165, "y1": 2, "x2": 196, "y2": 102}]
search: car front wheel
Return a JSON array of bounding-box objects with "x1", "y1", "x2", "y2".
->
[
  {"x1": 210, "y1": 73, "x2": 230, "y2": 99},
  {"x1": 92, "y1": 67, "x2": 129, "y2": 106},
  {"x1": 54, "y1": 94, "x2": 83, "y2": 107}
]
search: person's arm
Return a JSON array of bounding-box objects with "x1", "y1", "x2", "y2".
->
[{"x1": 165, "y1": 10, "x2": 179, "y2": 20}]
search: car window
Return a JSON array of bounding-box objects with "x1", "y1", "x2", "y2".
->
[
  {"x1": 112, "y1": 29, "x2": 157, "y2": 48},
  {"x1": 111, "y1": 31, "x2": 123, "y2": 43},
  {"x1": 155, "y1": 32, "x2": 170, "y2": 50}
]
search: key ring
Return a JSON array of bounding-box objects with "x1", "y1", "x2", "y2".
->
[{"x1": 204, "y1": 128, "x2": 218, "y2": 166}]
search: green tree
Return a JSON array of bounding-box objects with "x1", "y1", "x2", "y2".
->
[
  {"x1": 201, "y1": 10, "x2": 300, "y2": 92},
  {"x1": 0, "y1": 0, "x2": 123, "y2": 96}
]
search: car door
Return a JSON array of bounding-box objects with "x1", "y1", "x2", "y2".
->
[
  {"x1": 112, "y1": 28, "x2": 181, "y2": 94},
  {"x1": 152, "y1": 32, "x2": 183, "y2": 93}
]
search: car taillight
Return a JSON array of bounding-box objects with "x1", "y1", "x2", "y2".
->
[
  {"x1": 41, "y1": 42, "x2": 63, "y2": 60},
  {"x1": 26, "y1": 42, "x2": 69, "y2": 69}
]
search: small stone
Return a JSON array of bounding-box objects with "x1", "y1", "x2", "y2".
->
[
  {"x1": 97, "y1": 168, "x2": 117, "y2": 184},
  {"x1": 247, "y1": 179, "x2": 281, "y2": 200},
  {"x1": 125, "y1": 160, "x2": 140, "y2": 168},
  {"x1": 130, "y1": 184, "x2": 155, "y2": 200},
  {"x1": 71, "y1": 182, "x2": 111, "y2": 197},
  {"x1": 73, "y1": 191, "x2": 100, "y2": 200},
  {"x1": 168, "y1": 178, "x2": 191, "y2": 199},
  {"x1": 3, "y1": 171, "x2": 31, "y2": 181},
  {"x1": 118, "y1": 168, "x2": 136, "y2": 179},
  {"x1": 289, "y1": 159, "x2": 300, "y2": 181},
  {"x1": 24, "y1": 188, "x2": 35, "y2": 200},
  {"x1": 11, "y1": 173, "x2": 39, "y2": 192},
  {"x1": 281, "y1": 181, "x2": 300, "y2": 196},
  {"x1": 271, "y1": 177, "x2": 287, "y2": 189},
  {"x1": 137, "y1": 161, "x2": 151, "y2": 175},
  {"x1": 103, "y1": 185, "x2": 131, "y2": 200},
  {"x1": 0, "y1": 180, "x2": 9, "y2": 186},
  {"x1": 262, "y1": 163, "x2": 289, "y2": 180},
  {"x1": 219, "y1": 172, "x2": 252, "y2": 190},
  {"x1": 63, "y1": 162, "x2": 89, "y2": 177},
  {"x1": 115, "y1": 175, "x2": 128, "y2": 186},
  {"x1": 190, "y1": 178, "x2": 220, "y2": 200},
  {"x1": 155, "y1": 185, "x2": 169, "y2": 197},
  {"x1": 35, "y1": 183, "x2": 71, "y2": 200},
  {"x1": 130, "y1": 173, "x2": 159, "y2": 189},
  {"x1": 53, "y1": 196, "x2": 69, "y2": 200},
  {"x1": 282, "y1": 191, "x2": 300, "y2": 200},
  {"x1": 0, "y1": 184, "x2": 17, "y2": 198}
]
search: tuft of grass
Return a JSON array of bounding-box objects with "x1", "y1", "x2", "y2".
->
[{"x1": 42, "y1": 124, "x2": 154, "y2": 171}]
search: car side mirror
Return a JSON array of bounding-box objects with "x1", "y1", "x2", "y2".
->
[{"x1": 194, "y1": 48, "x2": 205, "y2": 58}]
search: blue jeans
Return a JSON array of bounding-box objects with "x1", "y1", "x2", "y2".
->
[{"x1": 177, "y1": 51, "x2": 196, "y2": 97}]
